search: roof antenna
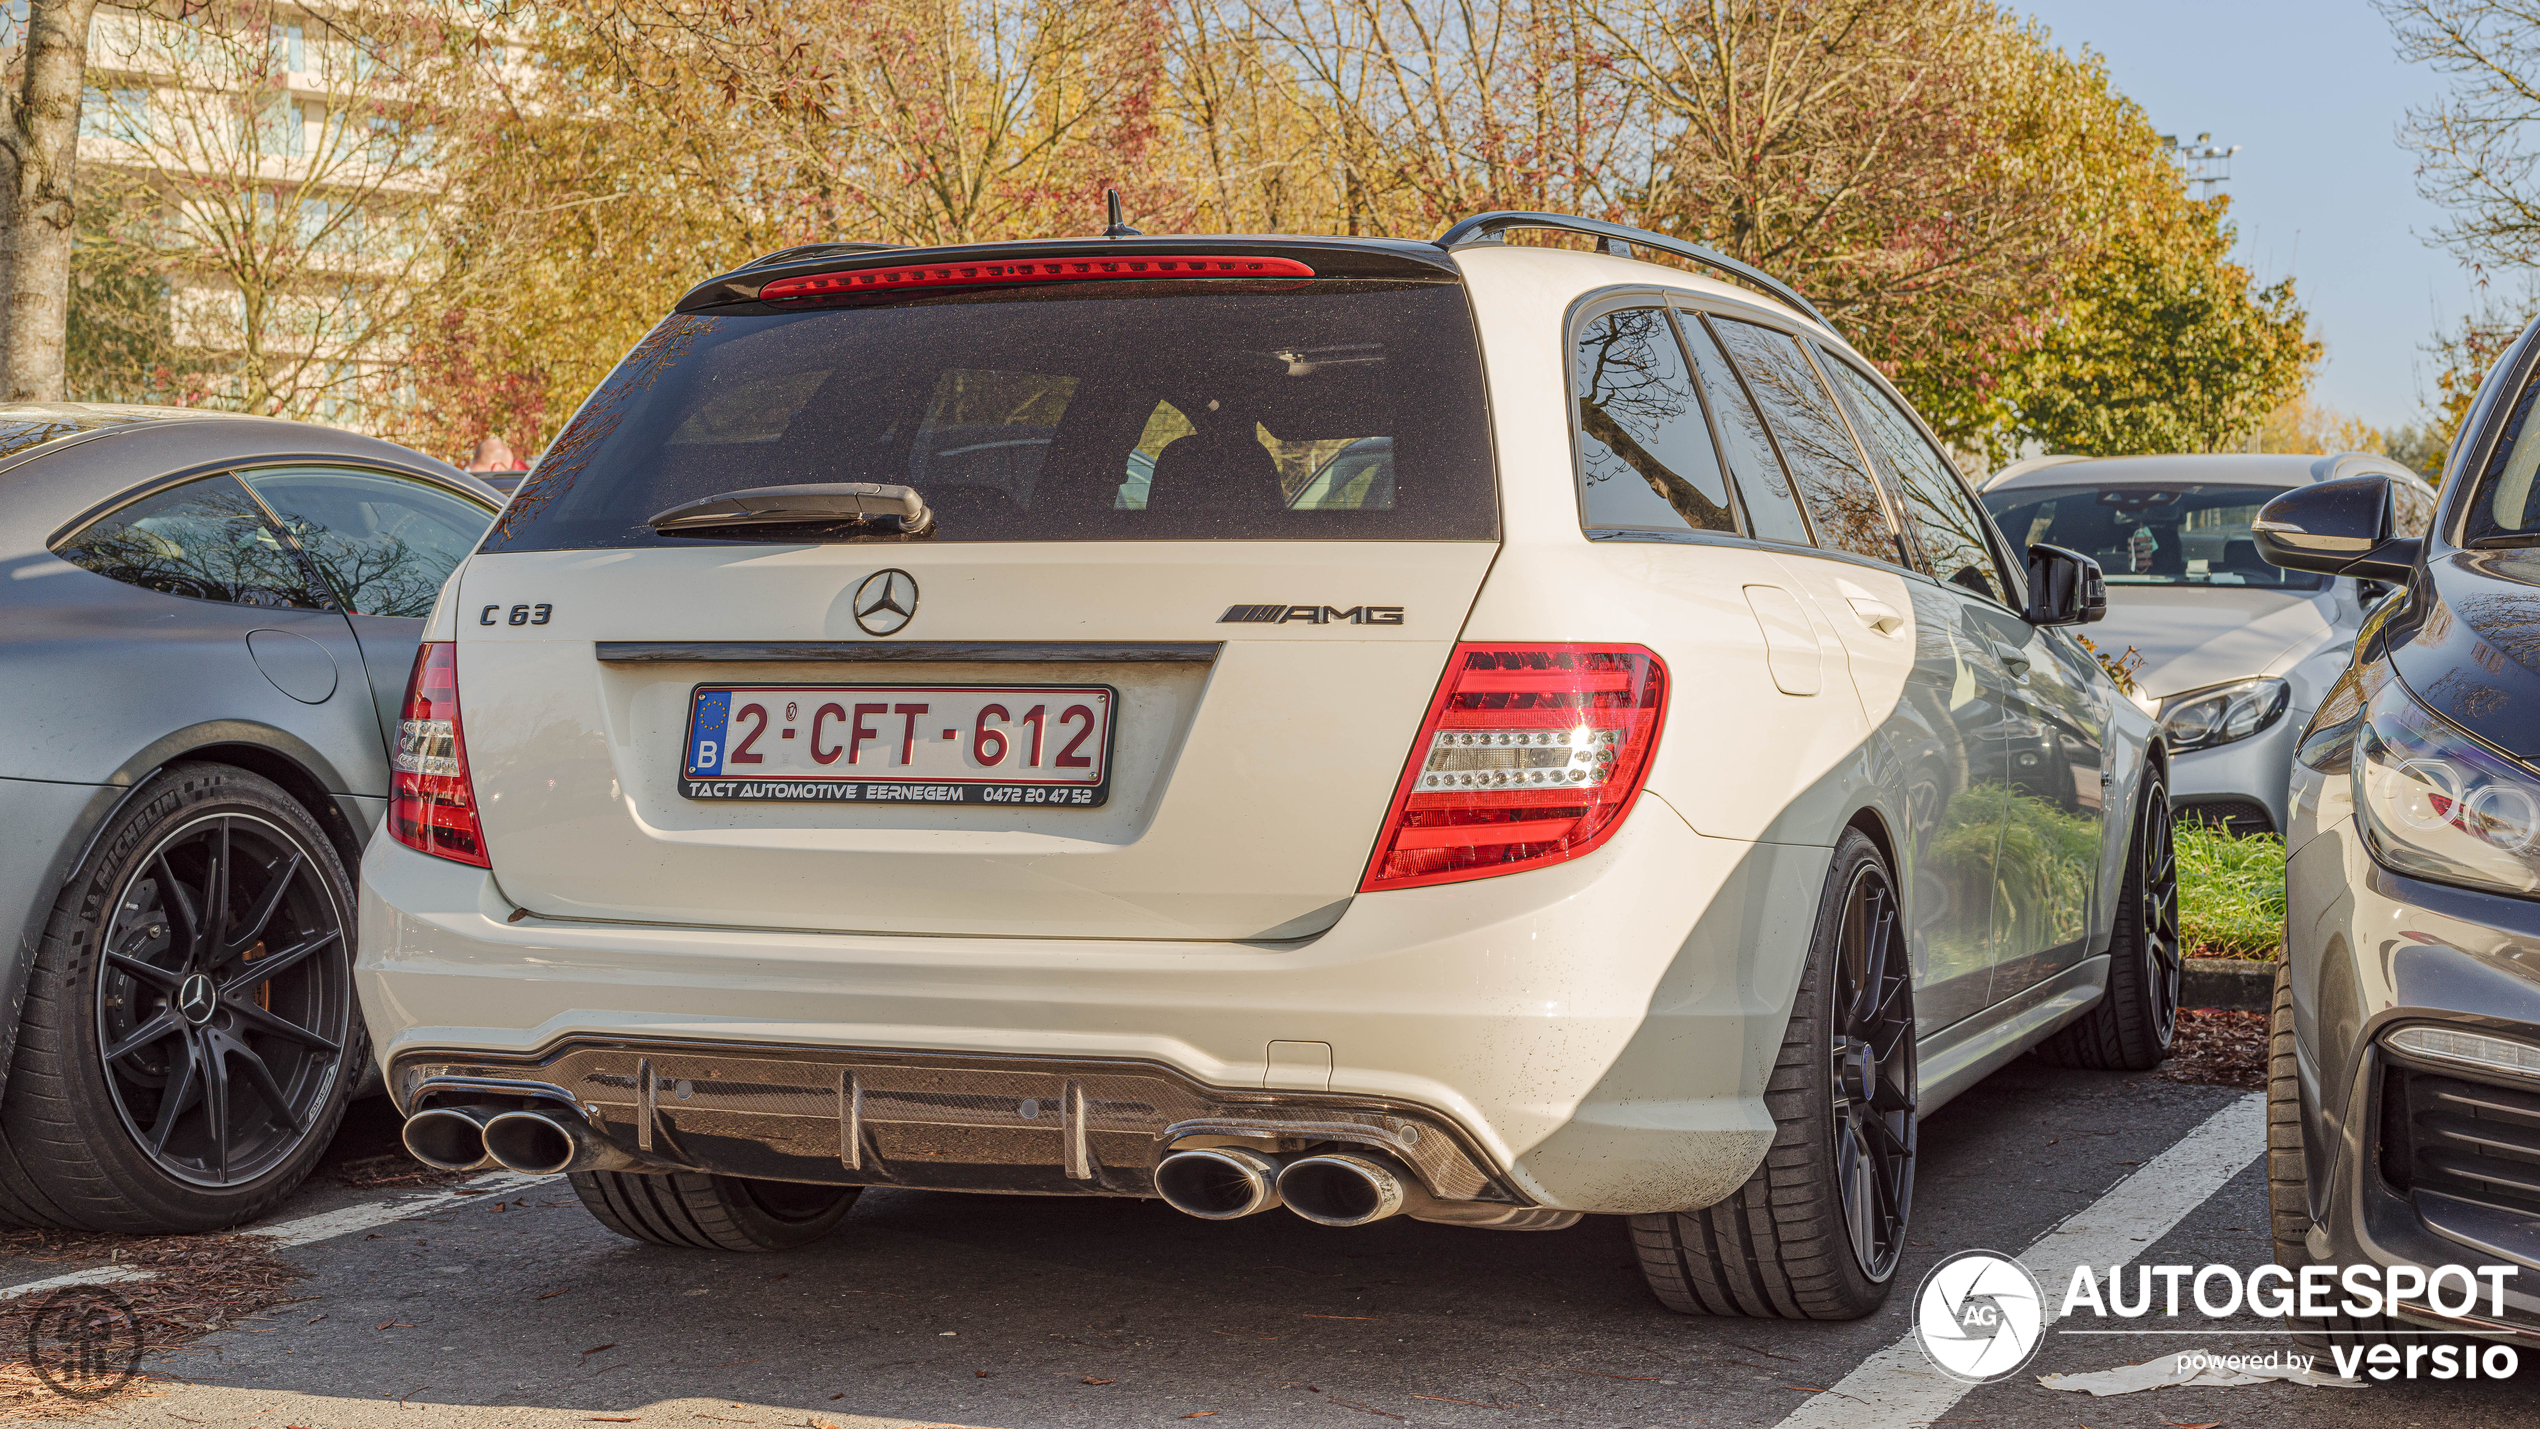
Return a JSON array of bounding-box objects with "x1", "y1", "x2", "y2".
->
[{"x1": 1103, "y1": 188, "x2": 1142, "y2": 239}]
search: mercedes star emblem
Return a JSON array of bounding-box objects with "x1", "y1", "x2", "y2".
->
[
  {"x1": 175, "y1": 973, "x2": 217, "y2": 1026},
  {"x1": 853, "y1": 568, "x2": 919, "y2": 636}
]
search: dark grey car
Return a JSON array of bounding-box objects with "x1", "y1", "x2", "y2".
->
[
  {"x1": 2257, "y1": 322, "x2": 2540, "y2": 1351},
  {"x1": 0, "y1": 404, "x2": 498, "y2": 1230}
]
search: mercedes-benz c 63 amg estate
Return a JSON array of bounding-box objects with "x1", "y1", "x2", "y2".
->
[{"x1": 358, "y1": 214, "x2": 2167, "y2": 1320}]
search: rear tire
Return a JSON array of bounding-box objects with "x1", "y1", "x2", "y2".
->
[
  {"x1": 2268, "y1": 962, "x2": 2391, "y2": 1352},
  {"x1": 1630, "y1": 829, "x2": 1915, "y2": 1320},
  {"x1": 0, "y1": 764, "x2": 363, "y2": 1231},
  {"x1": 2037, "y1": 768, "x2": 2179, "y2": 1071},
  {"x1": 569, "y1": 1170, "x2": 858, "y2": 1251}
]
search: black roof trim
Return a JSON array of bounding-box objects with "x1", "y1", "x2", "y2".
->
[
  {"x1": 674, "y1": 236, "x2": 1462, "y2": 313},
  {"x1": 1435, "y1": 211, "x2": 1833, "y2": 330}
]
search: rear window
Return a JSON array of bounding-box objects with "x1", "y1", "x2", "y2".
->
[
  {"x1": 487, "y1": 284, "x2": 1496, "y2": 551},
  {"x1": 1981, "y1": 482, "x2": 2327, "y2": 592}
]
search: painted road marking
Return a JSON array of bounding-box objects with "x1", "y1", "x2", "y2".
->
[
  {"x1": 1770, "y1": 1091, "x2": 2267, "y2": 1429},
  {"x1": 0, "y1": 1171, "x2": 561, "y2": 1302}
]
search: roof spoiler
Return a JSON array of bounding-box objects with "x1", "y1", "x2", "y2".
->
[{"x1": 1435, "y1": 211, "x2": 1833, "y2": 331}]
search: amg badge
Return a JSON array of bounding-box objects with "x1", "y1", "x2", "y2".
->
[{"x1": 1220, "y1": 604, "x2": 1405, "y2": 626}]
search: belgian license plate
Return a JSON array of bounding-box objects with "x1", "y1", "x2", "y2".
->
[{"x1": 679, "y1": 684, "x2": 1116, "y2": 805}]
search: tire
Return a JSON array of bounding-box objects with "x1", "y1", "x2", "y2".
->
[
  {"x1": 2267, "y1": 962, "x2": 2392, "y2": 1352},
  {"x1": 0, "y1": 763, "x2": 365, "y2": 1231},
  {"x1": 1630, "y1": 828, "x2": 1916, "y2": 1320},
  {"x1": 2037, "y1": 766, "x2": 2180, "y2": 1071},
  {"x1": 570, "y1": 1170, "x2": 859, "y2": 1251}
]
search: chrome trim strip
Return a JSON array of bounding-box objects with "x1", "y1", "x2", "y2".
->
[
  {"x1": 840, "y1": 1068, "x2": 862, "y2": 1171},
  {"x1": 635, "y1": 1056, "x2": 656, "y2": 1152},
  {"x1": 594, "y1": 640, "x2": 1222, "y2": 665},
  {"x1": 1064, "y1": 1079, "x2": 1091, "y2": 1180}
]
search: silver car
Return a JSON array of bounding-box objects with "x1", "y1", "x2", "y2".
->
[
  {"x1": 0, "y1": 404, "x2": 497, "y2": 1231},
  {"x1": 1983, "y1": 453, "x2": 2438, "y2": 836}
]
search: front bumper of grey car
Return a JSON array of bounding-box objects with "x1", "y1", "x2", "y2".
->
[{"x1": 2286, "y1": 813, "x2": 2540, "y2": 1339}]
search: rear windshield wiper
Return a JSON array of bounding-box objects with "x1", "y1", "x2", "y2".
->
[{"x1": 648, "y1": 483, "x2": 935, "y2": 540}]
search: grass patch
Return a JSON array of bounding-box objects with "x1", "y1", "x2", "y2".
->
[{"x1": 2175, "y1": 818, "x2": 2286, "y2": 959}]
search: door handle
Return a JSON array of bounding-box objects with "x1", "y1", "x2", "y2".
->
[{"x1": 1848, "y1": 597, "x2": 1905, "y2": 636}]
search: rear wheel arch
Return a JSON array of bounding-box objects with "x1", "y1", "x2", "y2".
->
[{"x1": 1, "y1": 732, "x2": 371, "y2": 1101}]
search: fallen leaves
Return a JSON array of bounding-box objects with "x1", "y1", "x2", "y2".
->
[
  {"x1": 538, "y1": 1286, "x2": 572, "y2": 1300},
  {"x1": 582, "y1": 1343, "x2": 619, "y2": 1356},
  {"x1": 1303, "y1": 1313, "x2": 1378, "y2": 1321},
  {"x1": 1179, "y1": 1414, "x2": 1217, "y2": 1420},
  {"x1": 377, "y1": 1322, "x2": 415, "y2": 1331},
  {"x1": 1082, "y1": 1377, "x2": 1115, "y2": 1386},
  {"x1": 0, "y1": 1226, "x2": 310, "y2": 1419}
]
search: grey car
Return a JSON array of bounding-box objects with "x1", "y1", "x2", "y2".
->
[
  {"x1": 2257, "y1": 314, "x2": 2540, "y2": 1351},
  {"x1": 0, "y1": 404, "x2": 498, "y2": 1231},
  {"x1": 1983, "y1": 453, "x2": 2439, "y2": 836}
]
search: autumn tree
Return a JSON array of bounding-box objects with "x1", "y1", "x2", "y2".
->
[
  {"x1": 2, "y1": 0, "x2": 111, "y2": 402},
  {"x1": 2007, "y1": 195, "x2": 2317, "y2": 455}
]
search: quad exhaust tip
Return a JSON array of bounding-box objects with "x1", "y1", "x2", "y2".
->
[
  {"x1": 482, "y1": 1109, "x2": 581, "y2": 1176},
  {"x1": 402, "y1": 1105, "x2": 500, "y2": 1172},
  {"x1": 1275, "y1": 1152, "x2": 1416, "y2": 1227},
  {"x1": 1154, "y1": 1147, "x2": 1286, "y2": 1220},
  {"x1": 405, "y1": 1104, "x2": 659, "y2": 1177}
]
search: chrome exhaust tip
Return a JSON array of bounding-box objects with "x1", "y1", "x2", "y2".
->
[
  {"x1": 482, "y1": 1109, "x2": 581, "y2": 1176},
  {"x1": 1276, "y1": 1152, "x2": 1417, "y2": 1227},
  {"x1": 1155, "y1": 1147, "x2": 1285, "y2": 1220},
  {"x1": 403, "y1": 1105, "x2": 499, "y2": 1171}
]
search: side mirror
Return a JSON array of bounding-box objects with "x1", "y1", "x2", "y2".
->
[
  {"x1": 2251, "y1": 476, "x2": 2421, "y2": 583},
  {"x1": 2024, "y1": 543, "x2": 2107, "y2": 626}
]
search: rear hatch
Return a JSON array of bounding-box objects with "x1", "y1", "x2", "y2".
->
[{"x1": 457, "y1": 240, "x2": 1498, "y2": 941}]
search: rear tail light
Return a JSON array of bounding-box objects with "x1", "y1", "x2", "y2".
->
[
  {"x1": 389, "y1": 642, "x2": 490, "y2": 867},
  {"x1": 1361, "y1": 644, "x2": 1667, "y2": 892},
  {"x1": 759, "y1": 254, "x2": 1316, "y2": 301}
]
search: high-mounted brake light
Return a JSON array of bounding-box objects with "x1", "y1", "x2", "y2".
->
[
  {"x1": 1361, "y1": 645, "x2": 1667, "y2": 892},
  {"x1": 757, "y1": 254, "x2": 1317, "y2": 302},
  {"x1": 389, "y1": 642, "x2": 490, "y2": 868}
]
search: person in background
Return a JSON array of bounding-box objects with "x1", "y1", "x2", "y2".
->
[{"x1": 462, "y1": 434, "x2": 530, "y2": 495}]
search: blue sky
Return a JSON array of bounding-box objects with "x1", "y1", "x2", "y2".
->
[{"x1": 2016, "y1": 0, "x2": 2483, "y2": 430}]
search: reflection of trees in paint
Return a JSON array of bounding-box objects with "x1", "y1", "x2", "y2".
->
[
  {"x1": 1711, "y1": 317, "x2": 1893, "y2": 562},
  {"x1": 1573, "y1": 308, "x2": 1735, "y2": 533},
  {"x1": 1935, "y1": 781, "x2": 2101, "y2": 952}
]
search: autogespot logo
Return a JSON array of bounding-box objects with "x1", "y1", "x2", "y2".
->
[{"x1": 1915, "y1": 1250, "x2": 2046, "y2": 1384}]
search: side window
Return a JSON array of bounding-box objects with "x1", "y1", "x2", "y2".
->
[
  {"x1": 1571, "y1": 306, "x2": 1737, "y2": 534},
  {"x1": 1708, "y1": 317, "x2": 1897, "y2": 564},
  {"x1": 238, "y1": 467, "x2": 495, "y2": 618},
  {"x1": 50, "y1": 476, "x2": 332, "y2": 609},
  {"x1": 1676, "y1": 310, "x2": 1811, "y2": 544},
  {"x1": 1289, "y1": 437, "x2": 1395, "y2": 511},
  {"x1": 1819, "y1": 351, "x2": 2014, "y2": 605}
]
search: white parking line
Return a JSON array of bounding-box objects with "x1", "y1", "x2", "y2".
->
[
  {"x1": 0, "y1": 1171, "x2": 561, "y2": 1304},
  {"x1": 1771, "y1": 1092, "x2": 2268, "y2": 1429},
  {"x1": 252, "y1": 1170, "x2": 559, "y2": 1248}
]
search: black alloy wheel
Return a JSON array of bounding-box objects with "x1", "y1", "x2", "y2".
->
[
  {"x1": 2038, "y1": 770, "x2": 2180, "y2": 1071},
  {"x1": 1830, "y1": 857, "x2": 1916, "y2": 1282},
  {"x1": 2139, "y1": 790, "x2": 2183, "y2": 1046},
  {"x1": 1629, "y1": 828, "x2": 1916, "y2": 1320},
  {"x1": 93, "y1": 811, "x2": 353, "y2": 1187}
]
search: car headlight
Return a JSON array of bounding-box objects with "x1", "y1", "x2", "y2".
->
[
  {"x1": 2354, "y1": 680, "x2": 2540, "y2": 897},
  {"x1": 2159, "y1": 677, "x2": 2291, "y2": 753}
]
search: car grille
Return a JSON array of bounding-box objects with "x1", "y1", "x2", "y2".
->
[
  {"x1": 2177, "y1": 798, "x2": 2275, "y2": 837},
  {"x1": 2383, "y1": 1066, "x2": 2540, "y2": 1216}
]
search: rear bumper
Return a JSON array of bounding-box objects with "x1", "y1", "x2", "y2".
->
[{"x1": 356, "y1": 794, "x2": 1831, "y2": 1214}]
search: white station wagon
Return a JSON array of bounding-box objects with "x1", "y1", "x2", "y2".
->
[{"x1": 362, "y1": 213, "x2": 2166, "y2": 1320}]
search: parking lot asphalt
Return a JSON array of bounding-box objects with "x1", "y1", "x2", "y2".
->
[{"x1": 11, "y1": 1057, "x2": 2537, "y2": 1428}]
